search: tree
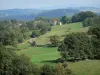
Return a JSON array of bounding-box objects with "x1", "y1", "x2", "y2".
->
[
  {"x1": 30, "y1": 41, "x2": 37, "y2": 47},
  {"x1": 26, "y1": 20, "x2": 36, "y2": 30},
  {"x1": 83, "y1": 16, "x2": 100, "y2": 27},
  {"x1": 0, "y1": 20, "x2": 30, "y2": 46},
  {"x1": 88, "y1": 26, "x2": 100, "y2": 59},
  {"x1": 0, "y1": 44, "x2": 40, "y2": 75},
  {"x1": 20, "y1": 27, "x2": 29, "y2": 39},
  {"x1": 55, "y1": 63, "x2": 72, "y2": 75},
  {"x1": 60, "y1": 16, "x2": 71, "y2": 24},
  {"x1": 50, "y1": 35, "x2": 59, "y2": 47},
  {"x1": 88, "y1": 26, "x2": 100, "y2": 39},
  {"x1": 40, "y1": 64, "x2": 55, "y2": 75},
  {"x1": 0, "y1": 44, "x2": 14, "y2": 75},
  {"x1": 58, "y1": 32, "x2": 91, "y2": 60},
  {"x1": 71, "y1": 11, "x2": 97, "y2": 23},
  {"x1": 31, "y1": 30, "x2": 41, "y2": 38},
  {"x1": 36, "y1": 21, "x2": 51, "y2": 34},
  {"x1": 12, "y1": 55, "x2": 38, "y2": 75},
  {"x1": 40, "y1": 63, "x2": 72, "y2": 75}
]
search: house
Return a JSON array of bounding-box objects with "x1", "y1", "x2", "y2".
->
[{"x1": 50, "y1": 18, "x2": 62, "y2": 26}]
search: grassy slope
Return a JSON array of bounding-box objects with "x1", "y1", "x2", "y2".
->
[
  {"x1": 35, "y1": 22, "x2": 88, "y2": 45},
  {"x1": 69, "y1": 60, "x2": 100, "y2": 75},
  {"x1": 17, "y1": 23, "x2": 100, "y2": 75}
]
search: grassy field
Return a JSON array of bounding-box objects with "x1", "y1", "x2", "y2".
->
[
  {"x1": 17, "y1": 47, "x2": 100, "y2": 75},
  {"x1": 17, "y1": 47, "x2": 60, "y2": 63},
  {"x1": 69, "y1": 60, "x2": 100, "y2": 75},
  {"x1": 16, "y1": 23, "x2": 100, "y2": 75}
]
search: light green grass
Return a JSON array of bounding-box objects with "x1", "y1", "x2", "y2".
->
[
  {"x1": 17, "y1": 47, "x2": 60, "y2": 63},
  {"x1": 69, "y1": 60, "x2": 100, "y2": 75},
  {"x1": 35, "y1": 22, "x2": 89, "y2": 45},
  {"x1": 17, "y1": 41, "x2": 30, "y2": 50}
]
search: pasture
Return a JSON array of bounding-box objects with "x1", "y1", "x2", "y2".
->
[{"x1": 35, "y1": 22, "x2": 88, "y2": 45}]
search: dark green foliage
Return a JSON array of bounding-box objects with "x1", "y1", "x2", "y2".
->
[
  {"x1": 26, "y1": 20, "x2": 36, "y2": 30},
  {"x1": 35, "y1": 17, "x2": 50, "y2": 22},
  {"x1": 40, "y1": 64, "x2": 55, "y2": 75},
  {"x1": 71, "y1": 11, "x2": 97, "y2": 23},
  {"x1": 30, "y1": 41, "x2": 37, "y2": 47},
  {"x1": 12, "y1": 55, "x2": 39, "y2": 75},
  {"x1": 58, "y1": 32, "x2": 92, "y2": 60},
  {"x1": 90, "y1": 37, "x2": 100, "y2": 59},
  {"x1": 0, "y1": 44, "x2": 40, "y2": 75},
  {"x1": 88, "y1": 26, "x2": 100, "y2": 59},
  {"x1": 0, "y1": 44, "x2": 14, "y2": 75},
  {"x1": 30, "y1": 21, "x2": 51, "y2": 38},
  {"x1": 31, "y1": 30, "x2": 41, "y2": 38},
  {"x1": 60, "y1": 16, "x2": 71, "y2": 24},
  {"x1": 83, "y1": 16, "x2": 100, "y2": 27},
  {"x1": 88, "y1": 26, "x2": 100, "y2": 39},
  {"x1": 50, "y1": 35, "x2": 60, "y2": 47},
  {"x1": 36, "y1": 21, "x2": 51, "y2": 34},
  {"x1": 0, "y1": 20, "x2": 29, "y2": 46},
  {"x1": 20, "y1": 26, "x2": 29, "y2": 39},
  {"x1": 40, "y1": 63, "x2": 72, "y2": 75},
  {"x1": 55, "y1": 63, "x2": 72, "y2": 75}
]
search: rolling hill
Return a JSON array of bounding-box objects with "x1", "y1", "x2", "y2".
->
[
  {"x1": 0, "y1": 7, "x2": 99, "y2": 21},
  {"x1": 0, "y1": 8, "x2": 80, "y2": 20},
  {"x1": 36, "y1": 9, "x2": 80, "y2": 18}
]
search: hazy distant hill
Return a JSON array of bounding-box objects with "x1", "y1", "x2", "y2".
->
[
  {"x1": 0, "y1": 15, "x2": 36, "y2": 21},
  {"x1": 70, "y1": 7, "x2": 100, "y2": 13},
  {"x1": 0, "y1": 9, "x2": 44, "y2": 21},
  {"x1": 36, "y1": 9, "x2": 80, "y2": 18},
  {"x1": 0, "y1": 7, "x2": 99, "y2": 21},
  {"x1": 0, "y1": 9, "x2": 43, "y2": 16},
  {"x1": 0, "y1": 8, "x2": 80, "y2": 20}
]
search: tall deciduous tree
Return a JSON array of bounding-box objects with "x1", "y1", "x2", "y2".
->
[
  {"x1": 58, "y1": 32, "x2": 91, "y2": 60},
  {"x1": 60, "y1": 16, "x2": 71, "y2": 24},
  {"x1": 71, "y1": 11, "x2": 97, "y2": 23}
]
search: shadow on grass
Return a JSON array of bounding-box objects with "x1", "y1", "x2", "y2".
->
[
  {"x1": 40, "y1": 60, "x2": 60, "y2": 64},
  {"x1": 40, "y1": 59, "x2": 83, "y2": 64}
]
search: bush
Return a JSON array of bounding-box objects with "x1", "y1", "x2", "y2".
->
[{"x1": 30, "y1": 41, "x2": 37, "y2": 47}]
